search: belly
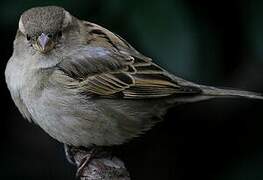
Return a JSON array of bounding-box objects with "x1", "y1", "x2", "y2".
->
[
  {"x1": 24, "y1": 87, "x2": 153, "y2": 147},
  {"x1": 25, "y1": 91, "x2": 104, "y2": 146}
]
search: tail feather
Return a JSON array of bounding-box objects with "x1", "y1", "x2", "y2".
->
[{"x1": 200, "y1": 85, "x2": 263, "y2": 100}]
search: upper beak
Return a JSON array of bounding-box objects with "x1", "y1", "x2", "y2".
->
[
  {"x1": 38, "y1": 33, "x2": 49, "y2": 50},
  {"x1": 34, "y1": 33, "x2": 55, "y2": 53}
]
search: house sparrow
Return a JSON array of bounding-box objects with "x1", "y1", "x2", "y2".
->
[{"x1": 5, "y1": 6, "x2": 263, "y2": 169}]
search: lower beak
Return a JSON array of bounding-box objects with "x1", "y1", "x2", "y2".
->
[{"x1": 34, "y1": 33, "x2": 54, "y2": 53}]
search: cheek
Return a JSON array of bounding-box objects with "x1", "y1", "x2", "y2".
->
[{"x1": 14, "y1": 37, "x2": 34, "y2": 55}]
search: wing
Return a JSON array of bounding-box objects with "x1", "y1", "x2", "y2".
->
[{"x1": 56, "y1": 21, "x2": 202, "y2": 99}]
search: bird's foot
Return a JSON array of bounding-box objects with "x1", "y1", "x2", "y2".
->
[
  {"x1": 75, "y1": 147, "x2": 113, "y2": 178},
  {"x1": 64, "y1": 144, "x2": 77, "y2": 165},
  {"x1": 75, "y1": 148, "x2": 96, "y2": 178},
  {"x1": 64, "y1": 145, "x2": 113, "y2": 178}
]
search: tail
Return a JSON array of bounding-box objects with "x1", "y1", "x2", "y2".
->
[{"x1": 200, "y1": 85, "x2": 263, "y2": 100}]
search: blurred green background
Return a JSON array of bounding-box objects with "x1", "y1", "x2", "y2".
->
[{"x1": 1, "y1": 0, "x2": 263, "y2": 180}]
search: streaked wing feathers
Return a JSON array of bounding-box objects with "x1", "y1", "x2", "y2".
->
[
  {"x1": 76, "y1": 53, "x2": 201, "y2": 99},
  {"x1": 57, "y1": 21, "x2": 202, "y2": 99},
  {"x1": 79, "y1": 72, "x2": 134, "y2": 96}
]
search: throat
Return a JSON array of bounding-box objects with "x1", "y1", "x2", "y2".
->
[{"x1": 32, "y1": 52, "x2": 62, "y2": 69}]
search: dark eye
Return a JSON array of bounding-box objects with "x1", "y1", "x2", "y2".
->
[
  {"x1": 26, "y1": 34, "x2": 31, "y2": 41},
  {"x1": 47, "y1": 33, "x2": 53, "y2": 38},
  {"x1": 57, "y1": 31, "x2": 62, "y2": 37}
]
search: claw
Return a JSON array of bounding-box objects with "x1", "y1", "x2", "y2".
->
[{"x1": 75, "y1": 149, "x2": 96, "y2": 178}]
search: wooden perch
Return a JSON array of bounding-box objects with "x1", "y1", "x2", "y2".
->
[{"x1": 71, "y1": 147, "x2": 130, "y2": 180}]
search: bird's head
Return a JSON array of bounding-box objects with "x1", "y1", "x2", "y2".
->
[{"x1": 18, "y1": 6, "x2": 76, "y2": 54}]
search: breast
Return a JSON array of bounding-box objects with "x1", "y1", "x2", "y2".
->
[
  {"x1": 4, "y1": 55, "x2": 97, "y2": 146},
  {"x1": 5, "y1": 55, "x2": 34, "y2": 121},
  {"x1": 25, "y1": 85, "x2": 108, "y2": 146},
  {"x1": 5, "y1": 56, "x2": 24, "y2": 94}
]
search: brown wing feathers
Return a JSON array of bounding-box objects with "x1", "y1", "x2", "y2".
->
[
  {"x1": 79, "y1": 73, "x2": 134, "y2": 96},
  {"x1": 59, "y1": 21, "x2": 202, "y2": 99}
]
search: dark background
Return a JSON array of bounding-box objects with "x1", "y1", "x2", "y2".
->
[{"x1": 1, "y1": 0, "x2": 263, "y2": 179}]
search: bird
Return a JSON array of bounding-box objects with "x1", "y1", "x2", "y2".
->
[{"x1": 5, "y1": 5, "x2": 263, "y2": 174}]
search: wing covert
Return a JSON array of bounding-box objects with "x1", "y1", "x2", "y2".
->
[{"x1": 55, "y1": 21, "x2": 202, "y2": 99}]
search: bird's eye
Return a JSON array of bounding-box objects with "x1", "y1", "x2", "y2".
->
[
  {"x1": 47, "y1": 33, "x2": 53, "y2": 38},
  {"x1": 26, "y1": 34, "x2": 31, "y2": 41},
  {"x1": 57, "y1": 31, "x2": 62, "y2": 37}
]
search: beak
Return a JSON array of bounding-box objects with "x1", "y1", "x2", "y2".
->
[
  {"x1": 38, "y1": 33, "x2": 49, "y2": 50},
  {"x1": 34, "y1": 33, "x2": 55, "y2": 53}
]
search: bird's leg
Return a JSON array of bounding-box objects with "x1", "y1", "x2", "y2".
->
[
  {"x1": 75, "y1": 146, "x2": 113, "y2": 178},
  {"x1": 75, "y1": 148, "x2": 96, "y2": 178},
  {"x1": 64, "y1": 144, "x2": 114, "y2": 178},
  {"x1": 64, "y1": 144, "x2": 77, "y2": 165}
]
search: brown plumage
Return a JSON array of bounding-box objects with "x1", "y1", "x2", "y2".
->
[
  {"x1": 57, "y1": 21, "x2": 202, "y2": 99},
  {"x1": 5, "y1": 6, "x2": 263, "y2": 149}
]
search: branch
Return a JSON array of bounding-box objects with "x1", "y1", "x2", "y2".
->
[{"x1": 71, "y1": 147, "x2": 131, "y2": 180}]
